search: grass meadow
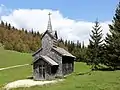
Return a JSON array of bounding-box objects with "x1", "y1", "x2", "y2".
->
[
  {"x1": 0, "y1": 46, "x2": 32, "y2": 68},
  {"x1": 0, "y1": 47, "x2": 120, "y2": 90}
]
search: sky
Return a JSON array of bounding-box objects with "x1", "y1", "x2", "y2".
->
[{"x1": 0, "y1": 0, "x2": 119, "y2": 45}]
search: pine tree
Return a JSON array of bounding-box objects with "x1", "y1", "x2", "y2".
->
[
  {"x1": 65, "y1": 40, "x2": 68, "y2": 46},
  {"x1": 1, "y1": 21, "x2": 4, "y2": 27},
  {"x1": 104, "y1": 2, "x2": 120, "y2": 69},
  {"x1": 54, "y1": 31, "x2": 58, "y2": 39},
  {"x1": 31, "y1": 29, "x2": 34, "y2": 34},
  {"x1": 37, "y1": 31, "x2": 40, "y2": 36},
  {"x1": 5, "y1": 22, "x2": 7, "y2": 28},
  {"x1": 25, "y1": 29, "x2": 28, "y2": 34},
  {"x1": 12, "y1": 26, "x2": 15, "y2": 30},
  {"x1": 82, "y1": 41, "x2": 85, "y2": 49},
  {"x1": 8, "y1": 23, "x2": 11, "y2": 30},
  {"x1": 76, "y1": 40, "x2": 81, "y2": 48},
  {"x1": 87, "y1": 20, "x2": 103, "y2": 70}
]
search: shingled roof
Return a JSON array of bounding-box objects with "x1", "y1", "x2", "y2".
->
[
  {"x1": 40, "y1": 55, "x2": 58, "y2": 66},
  {"x1": 52, "y1": 47, "x2": 75, "y2": 58},
  {"x1": 33, "y1": 55, "x2": 58, "y2": 66},
  {"x1": 32, "y1": 48, "x2": 42, "y2": 56}
]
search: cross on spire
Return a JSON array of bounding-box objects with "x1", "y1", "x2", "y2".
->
[
  {"x1": 48, "y1": 12, "x2": 51, "y2": 16},
  {"x1": 47, "y1": 12, "x2": 52, "y2": 32}
]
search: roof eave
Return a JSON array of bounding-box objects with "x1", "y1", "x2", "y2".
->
[
  {"x1": 40, "y1": 56, "x2": 58, "y2": 66},
  {"x1": 52, "y1": 47, "x2": 76, "y2": 58},
  {"x1": 32, "y1": 48, "x2": 42, "y2": 56},
  {"x1": 64, "y1": 55, "x2": 76, "y2": 58}
]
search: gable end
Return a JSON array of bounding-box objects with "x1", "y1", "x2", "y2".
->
[{"x1": 41, "y1": 30, "x2": 55, "y2": 39}]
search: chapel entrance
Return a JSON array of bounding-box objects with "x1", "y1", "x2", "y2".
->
[{"x1": 39, "y1": 65, "x2": 45, "y2": 79}]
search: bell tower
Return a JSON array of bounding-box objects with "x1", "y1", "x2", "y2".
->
[
  {"x1": 41, "y1": 13, "x2": 58, "y2": 55},
  {"x1": 47, "y1": 12, "x2": 52, "y2": 32}
]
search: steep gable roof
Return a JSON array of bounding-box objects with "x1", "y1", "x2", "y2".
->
[
  {"x1": 41, "y1": 30, "x2": 56, "y2": 39},
  {"x1": 33, "y1": 55, "x2": 58, "y2": 66},
  {"x1": 41, "y1": 55, "x2": 58, "y2": 66},
  {"x1": 52, "y1": 47, "x2": 76, "y2": 58}
]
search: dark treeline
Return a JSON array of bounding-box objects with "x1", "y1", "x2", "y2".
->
[
  {"x1": 58, "y1": 39, "x2": 87, "y2": 62},
  {"x1": 87, "y1": 2, "x2": 120, "y2": 70},
  {"x1": 60, "y1": 2, "x2": 120, "y2": 70},
  {"x1": 0, "y1": 2, "x2": 120, "y2": 71},
  {"x1": 0, "y1": 21, "x2": 41, "y2": 53},
  {"x1": 0, "y1": 21, "x2": 87, "y2": 61}
]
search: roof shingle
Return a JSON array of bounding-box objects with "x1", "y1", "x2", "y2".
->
[
  {"x1": 52, "y1": 47, "x2": 75, "y2": 58},
  {"x1": 40, "y1": 55, "x2": 58, "y2": 66},
  {"x1": 33, "y1": 55, "x2": 58, "y2": 66}
]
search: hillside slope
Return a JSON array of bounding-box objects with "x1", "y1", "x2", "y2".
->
[
  {"x1": 0, "y1": 46, "x2": 32, "y2": 68},
  {"x1": 0, "y1": 48, "x2": 120, "y2": 90}
]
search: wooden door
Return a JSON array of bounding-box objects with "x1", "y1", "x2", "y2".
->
[{"x1": 39, "y1": 65, "x2": 45, "y2": 79}]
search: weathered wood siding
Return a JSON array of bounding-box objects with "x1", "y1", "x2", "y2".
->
[
  {"x1": 33, "y1": 59, "x2": 56, "y2": 80},
  {"x1": 62, "y1": 56, "x2": 74, "y2": 75},
  {"x1": 42, "y1": 33, "x2": 53, "y2": 55},
  {"x1": 33, "y1": 29, "x2": 75, "y2": 80},
  {"x1": 49, "y1": 49, "x2": 63, "y2": 77},
  {"x1": 33, "y1": 50, "x2": 43, "y2": 61}
]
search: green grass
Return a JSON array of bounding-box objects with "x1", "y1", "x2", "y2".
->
[
  {"x1": 0, "y1": 65, "x2": 32, "y2": 88},
  {"x1": 9, "y1": 62, "x2": 120, "y2": 90},
  {"x1": 0, "y1": 48, "x2": 120, "y2": 90},
  {"x1": 0, "y1": 46, "x2": 32, "y2": 68}
]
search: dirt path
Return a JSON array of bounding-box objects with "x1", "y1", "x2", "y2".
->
[
  {"x1": 0, "y1": 64, "x2": 29, "y2": 71},
  {"x1": 4, "y1": 79, "x2": 64, "y2": 90}
]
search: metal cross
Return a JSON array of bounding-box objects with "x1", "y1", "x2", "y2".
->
[{"x1": 48, "y1": 12, "x2": 51, "y2": 16}]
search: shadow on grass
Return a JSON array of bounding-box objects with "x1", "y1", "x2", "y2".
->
[
  {"x1": 27, "y1": 76, "x2": 33, "y2": 79},
  {"x1": 98, "y1": 68, "x2": 115, "y2": 71},
  {"x1": 76, "y1": 67, "x2": 120, "y2": 76},
  {"x1": 98, "y1": 67, "x2": 120, "y2": 71},
  {"x1": 76, "y1": 70, "x2": 92, "y2": 76},
  {"x1": 26, "y1": 76, "x2": 65, "y2": 80}
]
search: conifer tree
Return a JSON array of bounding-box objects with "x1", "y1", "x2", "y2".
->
[
  {"x1": 5, "y1": 22, "x2": 7, "y2": 28},
  {"x1": 1, "y1": 21, "x2": 4, "y2": 27},
  {"x1": 12, "y1": 26, "x2": 15, "y2": 30},
  {"x1": 87, "y1": 20, "x2": 103, "y2": 70},
  {"x1": 82, "y1": 41, "x2": 85, "y2": 49},
  {"x1": 8, "y1": 23, "x2": 11, "y2": 30},
  {"x1": 104, "y1": 2, "x2": 120, "y2": 69},
  {"x1": 65, "y1": 40, "x2": 68, "y2": 46},
  {"x1": 54, "y1": 31, "x2": 58, "y2": 39}
]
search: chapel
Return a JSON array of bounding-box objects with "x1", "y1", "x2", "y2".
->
[{"x1": 32, "y1": 13, "x2": 76, "y2": 80}]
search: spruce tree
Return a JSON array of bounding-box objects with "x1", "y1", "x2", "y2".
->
[
  {"x1": 1, "y1": 21, "x2": 4, "y2": 27},
  {"x1": 87, "y1": 20, "x2": 103, "y2": 70},
  {"x1": 8, "y1": 23, "x2": 11, "y2": 30},
  {"x1": 104, "y1": 2, "x2": 120, "y2": 69}
]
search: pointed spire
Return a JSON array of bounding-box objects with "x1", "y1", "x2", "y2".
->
[
  {"x1": 47, "y1": 12, "x2": 52, "y2": 32},
  {"x1": 54, "y1": 30, "x2": 58, "y2": 39}
]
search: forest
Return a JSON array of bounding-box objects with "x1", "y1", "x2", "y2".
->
[{"x1": 0, "y1": 2, "x2": 120, "y2": 71}]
